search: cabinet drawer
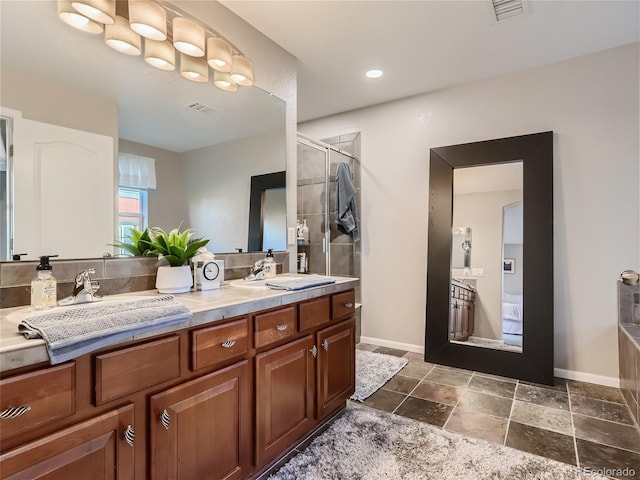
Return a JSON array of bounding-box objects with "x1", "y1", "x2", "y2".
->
[
  {"x1": 0, "y1": 363, "x2": 75, "y2": 439},
  {"x1": 192, "y1": 318, "x2": 248, "y2": 370},
  {"x1": 298, "y1": 296, "x2": 330, "y2": 331},
  {"x1": 254, "y1": 306, "x2": 296, "y2": 349},
  {"x1": 332, "y1": 290, "x2": 356, "y2": 320},
  {"x1": 95, "y1": 336, "x2": 180, "y2": 405}
]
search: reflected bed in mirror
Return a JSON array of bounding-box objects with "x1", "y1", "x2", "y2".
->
[
  {"x1": 0, "y1": 1, "x2": 286, "y2": 260},
  {"x1": 426, "y1": 131, "x2": 553, "y2": 385}
]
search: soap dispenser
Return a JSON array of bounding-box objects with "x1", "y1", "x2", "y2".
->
[
  {"x1": 31, "y1": 255, "x2": 59, "y2": 310},
  {"x1": 301, "y1": 219, "x2": 310, "y2": 244},
  {"x1": 263, "y1": 249, "x2": 277, "y2": 278}
]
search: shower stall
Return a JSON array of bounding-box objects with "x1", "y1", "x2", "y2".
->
[{"x1": 296, "y1": 133, "x2": 361, "y2": 281}]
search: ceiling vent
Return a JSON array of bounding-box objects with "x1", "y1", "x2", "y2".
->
[
  {"x1": 185, "y1": 102, "x2": 216, "y2": 114},
  {"x1": 491, "y1": 0, "x2": 526, "y2": 22}
]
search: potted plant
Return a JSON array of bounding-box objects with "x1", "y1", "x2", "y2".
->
[
  {"x1": 111, "y1": 227, "x2": 154, "y2": 256},
  {"x1": 146, "y1": 227, "x2": 210, "y2": 293}
]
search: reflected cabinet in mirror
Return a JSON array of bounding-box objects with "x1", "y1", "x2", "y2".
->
[
  {"x1": 0, "y1": 1, "x2": 286, "y2": 260},
  {"x1": 426, "y1": 131, "x2": 553, "y2": 385}
]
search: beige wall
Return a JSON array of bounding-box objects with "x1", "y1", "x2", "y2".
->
[{"x1": 300, "y1": 43, "x2": 640, "y2": 385}]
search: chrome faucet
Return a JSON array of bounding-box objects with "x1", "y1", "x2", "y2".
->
[
  {"x1": 58, "y1": 269, "x2": 103, "y2": 305},
  {"x1": 244, "y1": 259, "x2": 266, "y2": 281}
]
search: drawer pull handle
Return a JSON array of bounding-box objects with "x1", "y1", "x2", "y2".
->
[
  {"x1": 161, "y1": 409, "x2": 171, "y2": 430},
  {"x1": 124, "y1": 425, "x2": 135, "y2": 446},
  {"x1": 276, "y1": 324, "x2": 288, "y2": 331},
  {"x1": 322, "y1": 339, "x2": 329, "y2": 351},
  {"x1": 344, "y1": 303, "x2": 354, "y2": 308},
  {"x1": 0, "y1": 406, "x2": 31, "y2": 419},
  {"x1": 221, "y1": 340, "x2": 236, "y2": 348},
  {"x1": 309, "y1": 345, "x2": 318, "y2": 358}
]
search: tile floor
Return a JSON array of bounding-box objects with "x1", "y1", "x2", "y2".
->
[
  {"x1": 358, "y1": 343, "x2": 640, "y2": 479},
  {"x1": 262, "y1": 343, "x2": 640, "y2": 480}
]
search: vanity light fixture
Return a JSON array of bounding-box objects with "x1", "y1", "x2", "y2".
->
[
  {"x1": 213, "y1": 71, "x2": 238, "y2": 92},
  {"x1": 71, "y1": 0, "x2": 115, "y2": 25},
  {"x1": 180, "y1": 53, "x2": 208, "y2": 82},
  {"x1": 365, "y1": 69, "x2": 383, "y2": 79},
  {"x1": 173, "y1": 17, "x2": 205, "y2": 57},
  {"x1": 230, "y1": 55, "x2": 254, "y2": 86},
  {"x1": 105, "y1": 15, "x2": 142, "y2": 55},
  {"x1": 58, "y1": 0, "x2": 104, "y2": 34},
  {"x1": 144, "y1": 38, "x2": 175, "y2": 71},
  {"x1": 128, "y1": 0, "x2": 166, "y2": 41},
  {"x1": 207, "y1": 37, "x2": 233, "y2": 73}
]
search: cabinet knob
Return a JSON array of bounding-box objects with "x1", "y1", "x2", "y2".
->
[
  {"x1": 221, "y1": 340, "x2": 236, "y2": 348},
  {"x1": 124, "y1": 424, "x2": 135, "y2": 446},
  {"x1": 0, "y1": 406, "x2": 31, "y2": 419},
  {"x1": 322, "y1": 339, "x2": 329, "y2": 351},
  {"x1": 344, "y1": 303, "x2": 353, "y2": 308},
  {"x1": 276, "y1": 324, "x2": 288, "y2": 331},
  {"x1": 309, "y1": 345, "x2": 318, "y2": 358},
  {"x1": 161, "y1": 409, "x2": 171, "y2": 430}
]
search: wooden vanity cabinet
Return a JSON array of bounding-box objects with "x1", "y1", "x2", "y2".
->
[
  {"x1": 450, "y1": 283, "x2": 476, "y2": 341},
  {"x1": 0, "y1": 404, "x2": 134, "y2": 479}
]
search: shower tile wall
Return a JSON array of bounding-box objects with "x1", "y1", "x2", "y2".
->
[{"x1": 297, "y1": 132, "x2": 361, "y2": 295}]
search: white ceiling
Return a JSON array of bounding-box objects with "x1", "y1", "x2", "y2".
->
[{"x1": 221, "y1": 0, "x2": 640, "y2": 122}]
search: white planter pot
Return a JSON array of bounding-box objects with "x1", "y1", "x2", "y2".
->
[{"x1": 156, "y1": 265, "x2": 192, "y2": 294}]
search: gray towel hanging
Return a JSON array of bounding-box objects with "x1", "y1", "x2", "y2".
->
[{"x1": 336, "y1": 161, "x2": 360, "y2": 242}]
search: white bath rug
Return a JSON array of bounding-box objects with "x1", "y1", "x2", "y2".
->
[{"x1": 350, "y1": 349, "x2": 408, "y2": 402}]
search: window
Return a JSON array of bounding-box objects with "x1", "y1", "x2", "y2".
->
[{"x1": 117, "y1": 187, "x2": 148, "y2": 246}]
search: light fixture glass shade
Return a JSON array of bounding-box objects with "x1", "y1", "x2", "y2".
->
[
  {"x1": 58, "y1": 0, "x2": 103, "y2": 33},
  {"x1": 71, "y1": 0, "x2": 115, "y2": 25},
  {"x1": 145, "y1": 39, "x2": 175, "y2": 71},
  {"x1": 105, "y1": 15, "x2": 142, "y2": 55},
  {"x1": 129, "y1": 0, "x2": 166, "y2": 41},
  {"x1": 173, "y1": 17, "x2": 205, "y2": 57},
  {"x1": 230, "y1": 55, "x2": 254, "y2": 86},
  {"x1": 180, "y1": 53, "x2": 208, "y2": 82},
  {"x1": 213, "y1": 71, "x2": 238, "y2": 92},
  {"x1": 207, "y1": 37, "x2": 232, "y2": 73}
]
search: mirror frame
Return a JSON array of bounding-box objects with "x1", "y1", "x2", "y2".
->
[{"x1": 425, "y1": 131, "x2": 554, "y2": 385}]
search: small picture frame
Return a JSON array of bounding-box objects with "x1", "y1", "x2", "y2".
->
[{"x1": 503, "y1": 258, "x2": 515, "y2": 274}]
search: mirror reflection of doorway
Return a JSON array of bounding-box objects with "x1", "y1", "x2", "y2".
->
[
  {"x1": 502, "y1": 201, "x2": 523, "y2": 348},
  {"x1": 450, "y1": 162, "x2": 523, "y2": 353}
]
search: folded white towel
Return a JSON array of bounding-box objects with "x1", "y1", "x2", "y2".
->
[{"x1": 265, "y1": 275, "x2": 336, "y2": 291}]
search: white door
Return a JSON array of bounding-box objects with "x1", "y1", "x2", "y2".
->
[{"x1": 13, "y1": 118, "x2": 114, "y2": 259}]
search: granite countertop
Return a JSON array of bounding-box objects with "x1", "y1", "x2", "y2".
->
[{"x1": 0, "y1": 275, "x2": 359, "y2": 372}]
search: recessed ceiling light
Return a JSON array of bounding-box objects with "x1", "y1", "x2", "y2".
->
[{"x1": 366, "y1": 69, "x2": 383, "y2": 79}]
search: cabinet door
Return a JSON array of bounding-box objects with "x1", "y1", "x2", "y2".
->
[
  {"x1": 0, "y1": 404, "x2": 134, "y2": 479},
  {"x1": 317, "y1": 319, "x2": 355, "y2": 420},
  {"x1": 255, "y1": 335, "x2": 315, "y2": 468},
  {"x1": 149, "y1": 361, "x2": 250, "y2": 480}
]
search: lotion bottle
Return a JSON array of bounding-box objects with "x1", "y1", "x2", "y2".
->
[
  {"x1": 263, "y1": 249, "x2": 277, "y2": 278},
  {"x1": 301, "y1": 219, "x2": 310, "y2": 244},
  {"x1": 31, "y1": 255, "x2": 58, "y2": 310}
]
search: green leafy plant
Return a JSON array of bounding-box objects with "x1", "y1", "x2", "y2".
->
[
  {"x1": 112, "y1": 228, "x2": 154, "y2": 257},
  {"x1": 147, "y1": 227, "x2": 209, "y2": 267}
]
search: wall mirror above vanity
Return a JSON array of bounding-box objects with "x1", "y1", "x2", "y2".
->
[
  {"x1": 426, "y1": 131, "x2": 554, "y2": 385},
  {"x1": 0, "y1": 0, "x2": 286, "y2": 261}
]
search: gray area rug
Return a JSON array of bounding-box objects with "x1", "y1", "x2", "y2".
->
[
  {"x1": 350, "y1": 350, "x2": 408, "y2": 402},
  {"x1": 268, "y1": 404, "x2": 606, "y2": 480}
]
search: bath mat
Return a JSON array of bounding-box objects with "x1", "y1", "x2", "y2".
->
[
  {"x1": 350, "y1": 349, "x2": 408, "y2": 401},
  {"x1": 268, "y1": 404, "x2": 606, "y2": 480}
]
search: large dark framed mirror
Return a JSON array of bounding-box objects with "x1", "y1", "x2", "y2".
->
[{"x1": 425, "y1": 131, "x2": 554, "y2": 385}]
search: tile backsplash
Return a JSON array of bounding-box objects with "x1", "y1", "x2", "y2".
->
[{"x1": 0, "y1": 252, "x2": 289, "y2": 309}]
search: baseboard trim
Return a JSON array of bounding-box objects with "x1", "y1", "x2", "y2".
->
[
  {"x1": 359, "y1": 336, "x2": 424, "y2": 354},
  {"x1": 554, "y1": 368, "x2": 620, "y2": 388},
  {"x1": 359, "y1": 336, "x2": 620, "y2": 388}
]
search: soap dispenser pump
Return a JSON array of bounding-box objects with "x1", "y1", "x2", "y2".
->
[
  {"x1": 263, "y1": 249, "x2": 277, "y2": 278},
  {"x1": 31, "y1": 255, "x2": 59, "y2": 310}
]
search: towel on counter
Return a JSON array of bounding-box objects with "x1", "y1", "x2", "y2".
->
[
  {"x1": 265, "y1": 275, "x2": 336, "y2": 291},
  {"x1": 336, "y1": 161, "x2": 360, "y2": 242},
  {"x1": 18, "y1": 295, "x2": 192, "y2": 365}
]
